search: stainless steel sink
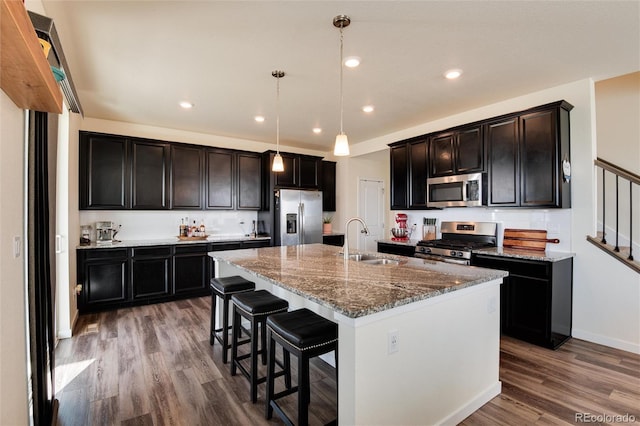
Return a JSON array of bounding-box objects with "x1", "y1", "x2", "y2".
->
[{"x1": 342, "y1": 253, "x2": 400, "y2": 265}]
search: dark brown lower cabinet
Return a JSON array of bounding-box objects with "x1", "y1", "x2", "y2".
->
[
  {"x1": 77, "y1": 239, "x2": 272, "y2": 313},
  {"x1": 471, "y1": 254, "x2": 573, "y2": 349},
  {"x1": 377, "y1": 242, "x2": 415, "y2": 257},
  {"x1": 322, "y1": 234, "x2": 344, "y2": 247},
  {"x1": 77, "y1": 248, "x2": 129, "y2": 311},
  {"x1": 173, "y1": 244, "x2": 210, "y2": 295},
  {"x1": 131, "y1": 246, "x2": 171, "y2": 299}
]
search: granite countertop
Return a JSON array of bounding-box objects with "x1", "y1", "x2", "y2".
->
[
  {"x1": 472, "y1": 247, "x2": 574, "y2": 262},
  {"x1": 210, "y1": 243, "x2": 508, "y2": 318},
  {"x1": 77, "y1": 235, "x2": 271, "y2": 250}
]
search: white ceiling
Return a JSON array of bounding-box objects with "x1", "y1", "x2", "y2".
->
[{"x1": 41, "y1": 1, "x2": 640, "y2": 152}]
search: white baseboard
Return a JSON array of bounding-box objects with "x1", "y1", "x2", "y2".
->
[
  {"x1": 57, "y1": 309, "x2": 79, "y2": 339},
  {"x1": 57, "y1": 328, "x2": 72, "y2": 339},
  {"x1": 438, "y1": 381, "x2": 502, "y2": 425},
  {"x1": 572, "y1": 328, "x2": 640, "y2": 355}
]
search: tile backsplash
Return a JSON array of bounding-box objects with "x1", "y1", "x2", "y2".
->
[
  {"x1": 79, "y1": 210, "x2": 259, "y2": 242},
  {"x1": 391, "y1": 207, "x2": 572, "y2": 252}
]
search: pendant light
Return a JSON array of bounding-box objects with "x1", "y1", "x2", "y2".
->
[
  {"x1": 333, "y1": 14, "x2": 351, "y2": 156},
  {"x1": 272, "y1": 70, "x2": 285, "y2": 172}
]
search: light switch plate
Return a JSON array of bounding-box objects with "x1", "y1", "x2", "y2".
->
[{"x1": 13, "y1": 236, "x2": 21, "y2": 258}]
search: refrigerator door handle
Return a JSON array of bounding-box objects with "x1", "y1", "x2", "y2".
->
[{"x1": 299, "y1": 203, "x2": 304, "y2": 244}]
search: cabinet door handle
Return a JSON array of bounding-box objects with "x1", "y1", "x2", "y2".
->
[{"x1": 55, "y1": 235, "x2": 63, "y2": 254}]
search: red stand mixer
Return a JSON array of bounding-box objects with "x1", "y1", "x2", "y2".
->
[{"x1": 391, "y1": 213, "x2": 409, "y2": 241}]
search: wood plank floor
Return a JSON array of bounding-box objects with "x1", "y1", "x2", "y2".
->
[{"x1": 55, "y1": 297, "x2": 640, "y2": 425}]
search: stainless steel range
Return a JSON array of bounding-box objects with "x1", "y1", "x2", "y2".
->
[{"x1": 414, "y1": 221, "x2": 497, "y2": 265}]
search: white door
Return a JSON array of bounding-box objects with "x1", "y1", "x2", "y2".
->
[{"x1": 358, "y1": 179, "x2": 384, "y2": 252}]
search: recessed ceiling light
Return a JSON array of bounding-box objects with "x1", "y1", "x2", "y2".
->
[
  {"x1": 362, "y1": 105, "x2": 374, "y2": 113},
  {"x1": 179, "y1": 101, "x2": 194, "y2": 109},
  {"x1": 312, "y1": 127, "x2": 322, "y2": 134},
  {"x1": 444, "y1": 69, "x2": 463, "y2": 79},
  {"x1": 344, "y1": 56, "x2": 361, "y2": 68},
  {"x1": 254, "y1": 115, "x2": 265, "y2": 123}
]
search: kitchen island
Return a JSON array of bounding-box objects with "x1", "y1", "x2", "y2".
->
[{"x1": 209, "y1": 243, "x2": 508, "y2": 425}]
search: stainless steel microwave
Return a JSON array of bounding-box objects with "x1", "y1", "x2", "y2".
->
[{"x1": 427, "y1": 173, "x2": 483, "y2": 208}]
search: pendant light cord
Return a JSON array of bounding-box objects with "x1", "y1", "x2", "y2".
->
[
  {"x1": 339, "y1": 25, "x2": 344, "y2": 135},
  {"x1": 276, "y1": 75, "x2": 280, "y2": 153}
]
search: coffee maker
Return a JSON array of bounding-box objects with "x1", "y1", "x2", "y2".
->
[{"x1": 96, "y1": 221, "x2": 118, "y2": 244}]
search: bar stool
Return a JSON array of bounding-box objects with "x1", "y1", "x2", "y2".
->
[
  {"x1": 230, "y1": 289, "x2": 290, "y2": 403},
  {"x1": 265, "y1": 308, "x2": 338, "y2": 426},
  {"x1": 209, "y1": 276, "x2": 255, "y2": 363}
]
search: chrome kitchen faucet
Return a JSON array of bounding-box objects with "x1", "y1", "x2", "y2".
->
[{"x1": 343, "y1": 217, "x2": 370, "y2": 260}]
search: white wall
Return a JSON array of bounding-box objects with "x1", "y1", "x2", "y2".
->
[
  {"x1": 0, "y1": 92, "x2": 29, "y2": 425},
  {"x1": 333, "y1": 150, "x2": 389, "y2": 250},
  {"x1": 339, "y1": 78, "x2": 640, "y2": 354},
  {"x1": 595, "y1": 72, "x2": 640, "y2": 250}
]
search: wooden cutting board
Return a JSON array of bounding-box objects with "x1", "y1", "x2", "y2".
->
[{"x1": 503, "y1": 228, "x2": 560, "y2": 251}]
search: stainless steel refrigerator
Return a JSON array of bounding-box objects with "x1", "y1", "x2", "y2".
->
[{"x1": 274, "y1": 189, "x2": 323, "y2": 246}]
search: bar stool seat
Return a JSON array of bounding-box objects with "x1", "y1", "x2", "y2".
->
[
  {"x1": 265, "y1": 308, "x2": 338, "y2": 425},
  {"x1": 209, "y1": 276, "x2": 255, "y2": 363},
  {"x1": 231, "y1": 290, "x2": 290, "y2": 403}
]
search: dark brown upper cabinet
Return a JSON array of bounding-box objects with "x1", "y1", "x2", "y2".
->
[
  {"x1": 390, "y1": 100, "x2": 572, "y2": 210},
  {"x1": 131, "y1": 140, "x2": 170, "y2": 209},
  {"x1": 409, "y1": 139, "x2": 429, "y2": 209},
  {"x1": 390, "y1": 143, "x2": 409, "y2": 210},
  {"x1": 520, "y1": 107, "x2": 570, "y2": 207},
  {"x1": 236, "y1": 152, "x2": 262, "y2": 210},
  {"x1": 171, "y1": 144, "x2": 204, "y2": 209},
  {"x1": 274, "y1": 152, "x2": 298, "y2": 188},
  {"x1": 206, "y1": 149, "x2": 262, "y2": 210},
  {"x1": 206, "y1": 148, "x2": 234, "y2": 209},
  {"x1": 321, "y1": 161, "x2": 337, "y2": 212},
  {"x1": 429, "y1": 126, "x2": 483, "y2": 177},
  {"x1": 487, "y1": 101, "x2": 572, "y2": 208},
  {"x1": 299, "y1": 155, "x2": 321, "y2": 188},
  {"x1": 486, "y1": 117, "x2": 520, "y2": 206},
  {"x1": 80, "y1": 132, "x2": 130, "y2": 209},
  {"x1": 389, "y1": 137, "x2": 428, "y2": 210},
  {"x1": 263, "y1": 150, "x2": 323, "y2": 191}
]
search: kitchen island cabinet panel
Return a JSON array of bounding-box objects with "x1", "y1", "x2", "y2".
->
[
  {"x1": 79, "y1": 133, "x2": 129, "y2": 209},
  {"x1": 171, "y1": 145, "x2": 204, "y2": 209}
]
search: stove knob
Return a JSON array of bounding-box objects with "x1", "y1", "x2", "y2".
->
[{"x1": 450, "y1": 250, "x2": 457, "y2": 257}]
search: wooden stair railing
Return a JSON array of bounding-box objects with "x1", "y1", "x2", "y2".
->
[{"x1": 588, "y1": 158, "x2": 640, "y2": 273}]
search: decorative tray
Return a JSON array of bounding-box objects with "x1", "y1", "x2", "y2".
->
[{"x1": 177, "y1": 235, "x2": 209, "y2": 241}]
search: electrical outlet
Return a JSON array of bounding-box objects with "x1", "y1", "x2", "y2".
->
[{"x1": 388, "y1": 329, "x2": 399, "y2": 354}]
